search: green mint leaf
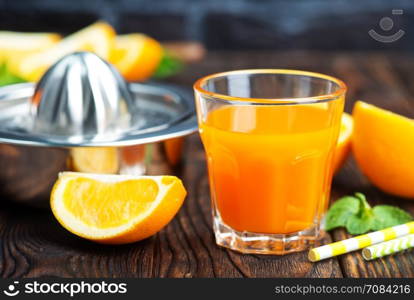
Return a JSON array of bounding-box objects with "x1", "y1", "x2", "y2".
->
[
  {"x1": 344, "y1": 193, "x2": 375, "y2": 234},
  {"x1": 371, "y1": 205, "x2": 413, "y2": 231},
  {"x1": 152, "y1": 51, "x2": 183, "y2": 79},
  {"x1": 326, "y1": 192, "x2": 413, "y2": 235},
  {"x1": 0, "y1": 64, "x2": 26, "y2": 86},
  {"x1": 354, "y1": 192, "x2": 372, "y2": 213},
  {"x1": 325, "y1": 196, "x2": 360, "y2": 231},
  {"x1": 346, "y1": 213, "x2": 374, "y2": 235}
]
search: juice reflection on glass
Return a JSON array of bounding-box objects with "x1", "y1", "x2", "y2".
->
[{"x1": 194, "y1": 70, "x2": 346, "y2": 254}]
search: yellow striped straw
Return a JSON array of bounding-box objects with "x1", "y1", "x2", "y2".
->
[
  {"x1": 362, "y1": 234, "x2": 414, "y2": 260},
  {"x1": 308, "y1": 221, "x2": 414, "y2": 262}
]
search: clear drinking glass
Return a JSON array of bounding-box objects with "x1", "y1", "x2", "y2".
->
[{"x1": 193, "y1": 69, "x2": 346, "y2": 254}]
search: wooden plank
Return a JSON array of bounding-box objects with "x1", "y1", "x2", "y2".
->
[{"x1": 1, "y1": 51, "x2": 413, "y2": 278}]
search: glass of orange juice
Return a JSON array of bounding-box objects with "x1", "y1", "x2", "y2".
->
[{"x1": 193, "y1": 69, "x2": 346, "y2": 254}]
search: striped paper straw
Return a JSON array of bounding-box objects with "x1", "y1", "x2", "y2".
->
[
  {"x1": 362, "y1": 234, "x2": 414, "y2": 260},
  {"x1": 308, "y1": 221, "x2": 414, "y2": 262}
]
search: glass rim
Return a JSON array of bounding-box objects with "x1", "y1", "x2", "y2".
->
[{"x1": 193, "y1": 69, "x2": 347, "y2": 105}]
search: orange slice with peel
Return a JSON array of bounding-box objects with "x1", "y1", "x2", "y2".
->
[
  {"x1": 0, "y1": 31, "x2": 61, "y2": 62},
  {"x1": 9, "y1": 22, "x2": 115, "y2": 82},
  {"x1": 333, "y1": 112, "x2": 353, "y2": 174},
  {"x1": 352, "y1": 101, "x2": 414, "y2": 198},
  {"x1": 51, "y1": 172, "x2": 186, "y2": 244},
  {"x1": 110, "y1": 34, "x2": 163, "y2": 81}
]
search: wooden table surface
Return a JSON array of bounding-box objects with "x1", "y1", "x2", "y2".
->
[{"x1": 1, "y1": 51, "x2": 414, "y2": 278}]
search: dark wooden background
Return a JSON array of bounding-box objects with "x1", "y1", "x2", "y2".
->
[
  {"x1": 1, "y1": 51, "x2": 414, "y2": 278},
  {"x1": 1, "y1": 0, "x2": 413, "y2": 52}
]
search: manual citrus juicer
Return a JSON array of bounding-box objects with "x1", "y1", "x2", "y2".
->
[{"x1": 0, "y1": 52, "x2": 197, "y2": 206}]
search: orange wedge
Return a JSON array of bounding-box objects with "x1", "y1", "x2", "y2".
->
[
  {"x1": 110, "y1": 34, "x2": 163, "y2": 81},
  {"x1": 51, "y1": 172, "x2": 186, "y2": 244},
  {"x1": 333, "y1": 112, "x2": 354, "y2": 174},
  {"x1": 0, "y1": 31, "x2": 61, "y2": 63},
  {"x1": 352, "y1": 101, "x2": 414, "y2": 198},
  {"x1": 9, "y1": 22, "x2": 115, "y2": 82}
]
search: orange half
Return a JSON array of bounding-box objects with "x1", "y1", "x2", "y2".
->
[
  {"x1": 110, "y1": 34, "x2": 163, "y2": 81},
  {"x1": 352, "y1": 101, "x2": 414, "y2": 198},
  {"x1": 0, "y1": 31, "x2": 61, "y2": 63},
  {"x1": 9, "y1": 22, "x2": 115, "y2": 82}
]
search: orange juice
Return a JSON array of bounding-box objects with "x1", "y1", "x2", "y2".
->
[{"x1": 200, "y1": 104, "x2": 342, "y2": 234}]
